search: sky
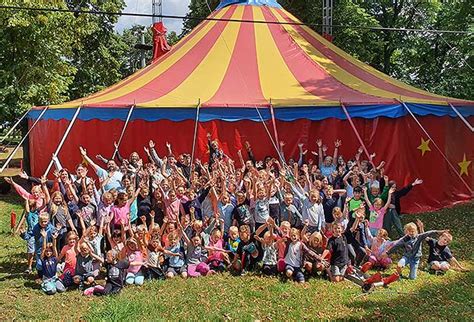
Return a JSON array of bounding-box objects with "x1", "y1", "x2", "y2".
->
[{"x1": 115, "y1": 0, "x2": 191, "y2": 34}]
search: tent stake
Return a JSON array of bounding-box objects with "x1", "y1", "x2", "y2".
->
[{"x1": 0, "y1": 106, "x2": 49, "y2": 173}]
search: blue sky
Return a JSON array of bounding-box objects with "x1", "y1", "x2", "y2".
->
[{"x1": 115, "y1": 0, "x2": 191, "y2": 34}]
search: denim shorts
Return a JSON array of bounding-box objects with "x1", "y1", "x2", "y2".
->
[{"x1": 26, "y1": 236, "x2": 35, "y2": 254}]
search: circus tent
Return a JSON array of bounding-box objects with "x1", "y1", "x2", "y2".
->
[{"x1": 27, "y1": 0, "x2": 473, "y2": 212}]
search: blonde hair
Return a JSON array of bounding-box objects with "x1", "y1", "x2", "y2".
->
[
  {"x1": 404, "y1": 222, "x2": 418, "y2": 233},
  {"x1": 377, "y1": 229, "x2": 389, "y2": 239},
  {"x1": 229, "y1": 226, "x2": 238, "y2": 234},
  {"x1": 39, "y1": 213, "x2": 49, "y2": 222},
  {"x1": 280, "y1": 221, "x2": 291, "y2": 229},
  {"x1": 50, "y1": 191, "x2": 69, "y2": 219},
  {"x1": 309, "y1": 232, "x2": 323, "y2": 248},
  {"x1": 332, "y1": 207, "x2": 342, "y2": 218}
]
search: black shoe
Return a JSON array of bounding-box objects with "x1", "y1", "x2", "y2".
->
[{"x1": 362, "y1": 283, "x2": 375, "y2": 293}]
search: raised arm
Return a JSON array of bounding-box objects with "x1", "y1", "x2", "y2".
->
[
  {"x1": 316, "y1": 139, "x2": 323, "y2": 166},
  {"x1": 333, "y1": 140, "x2": 341, "y2": 166},
  {"x1": 383, "y1": 187, "x2": 395, "y2": 211},
  {"x1": 362, "y1": 186, "x2": 372, "y2": 208},
  {"x1": 79, "y1": 146, "x2": 102, "y2": 173}
]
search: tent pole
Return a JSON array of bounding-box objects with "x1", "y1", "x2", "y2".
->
[
  {"x1": 253, "y1": 105, "x2": 287, "y2": 167},
  {"x1": 340, "y1": 103, "x2": 375, "y2": 168},
  {"x1": 402, "y1": 102, "x2": 472, "y2": 194},
  {"x1": 448, "y1": 103, "x2": 473, "y2": 132},
  {"x1": 269, "y1": 101, "x2": 280, "y2": 148},
  {"x1": 43, "y1": 105, "x2": 82, "y2": 177},
  {"x1": 191, "y1": 100, "x2": 201, "y2": 165},
  {"x1": 0, "y1": 107, "x2": 31, "y2": 144},
  {"x1": 0, "y1": 106, "x2": 49, "y2": 173},
  {"x1": 112, "y1": 105, "x2": 135, "y2": 159}
]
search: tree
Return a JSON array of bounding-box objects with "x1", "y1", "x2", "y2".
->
[{"x1": 181, "y1": 0, "x2": 220, "y2": 36}]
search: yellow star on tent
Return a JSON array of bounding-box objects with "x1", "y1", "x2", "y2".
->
[
  {"x1": 458, "y1": 154, "x2": 471, "y2": 176},
  {"x1": 417, "y1": 138, "x2": 431, "y2": 156}
]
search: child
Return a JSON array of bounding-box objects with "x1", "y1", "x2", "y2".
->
[
  {"x1": 294, "y1": 189, "x2": 325, "y2": 233},
  {"x1": 232, "y1": 225, "x2": 258, "y2": 275},
  {"x1": 33, "y1": 213, "x2": 55, "y2": 278},
  {"x1": 282, "y1": 227, "x2": 320, "y2": 283},
  {"x1": 278, "y1": 192, "x2": 302, "y2": 229},
  {"x1": 385, "y1": 222, "x2": 446, "y2": 280},
  {"x1": 48, "y1": 191, "x2": 76, "y2": 251},
  {"x1": 111, "y1": 192, "x2": 132, "y2": 229},
  {"x1": 39, "y1": 230, "x2": 66, "y2": 295},
  {"x1": 363, "y1": 186, "x2": 395, "y2": 236},
  {"x1": 91, "y1": 250, "x2": 129, "y2": 296},
  {"x1": 164, "y1": 231, "x2": 187, "y2": 279},
  {"x1": 360, "y1": 229, "x2": 393, "y2": 272},
  {"x1": 77, "y1": 193, "x2": 97, "y2": 233},
  {"x1": 302, "y1": 231, "x2": 328, "y2": 276},
  {"x1": 417, "y1": 220, "x2": 467, "y2": 274},
  {"x1": 206, "y1": 224, "x2": 228, "y2": 272},
  {"x1": 250, "y1": 180, "x2": 273, "y2": 230},
  {"x1": 254, "y1": 221, "x2": 278, "y2": 276},
  {"x1": 74, "y1": 237, "x2": 104, "y2": 289},
  {"x1": 145, "y1": 238, "x2": 165, "y2": 280},
  {"x1": 20, "y1": 199, "x2": 40, "y2": 274},
  {"x1": 331, "y1": 207, "x2": 348, "y2": 232},
  {"x1": 124, "y1": 238, "x2": 146, "y2": 285},
  {"x1": 182, "y1": 232, "x2": 213, "y2": 278},
  {"x1": 325, "y1": 222, "x2": 350, "y2": 282},
  {"x1": 58, "y1": 231, "x2": 79, "y2": 287},
  {"x1": 232, "y1": 191, "x2": 252, "y2": 228},
  {"x1": 225, "y1": 226, "x2": 240, "y2": 262}
]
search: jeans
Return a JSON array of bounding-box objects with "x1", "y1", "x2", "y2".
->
[
  {"x1": 398, "y1": 256, "x2": 420, "y2": 279},
  {"x1": 383, "y1": 208, "x2": 404, "y2": 237}
]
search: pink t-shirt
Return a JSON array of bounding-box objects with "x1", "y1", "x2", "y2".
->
[
  {"x1": 368, "y1": 206, "x2": 386, "y2": 230},
  {"x1": 127, "y1": 250, "x2": 143, "y2": 274},
  {"x1": 60, "y1": 244, "x2": 77, "y2": 272},
  {"x1": 111, "y1": 203, "x2": 130, "y2": 226},
  {"x1": 164, "y1": 199, "x2": 181, "y2": 222},
  {"x1": 208, "y1": 238, "x2": 224, "y2": 261}
]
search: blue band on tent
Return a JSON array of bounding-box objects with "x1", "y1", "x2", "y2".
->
[{"x1": 27, "y1": 104, "x2": 474, "y2": 122}]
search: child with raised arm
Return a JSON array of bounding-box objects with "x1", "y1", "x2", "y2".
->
[
  {"x1": 5, "y1": 177, "x2": 47, "y2": 212},
  {"x1": 281, "y1": 227, "x2": 321, "y2": 283},
  {"x1": 92, "y1": 250, "x2": 129, "y2": 296},
  {"x1": 325, "y1": 222, "x2": 350, "y2": 282},
  {"x1": 417, "y1": 220, "x2": 467, "y2": 274},
  {"x1": 20, "y1": 199, "x2": 41, "y2": 274},
  {"x1": 254, "y1": 220, "x2": 278, "y2": 276},
  {"x1": 33, "y1": 213, "x2": 55, "y2": 279},
  {"x1": 164, "y1": 231, "x2": 187, "y2": 279},
  {"x1": 294, "y1": 188, "x2": 325, "y2": 234},
  {"x1": 363, "y1": 185, "x2": 395, "y2": 235},
  {"x1": 385, "y1": 222, "x2": 447, "y2": 279},
  {"x1": 74, "y1": 235, "x2": 104, "y2": 290},
  {"x1": 180, "y1": 223, "x2": 213, "y2": 278},
  {"x1": 39, "y1": 230, "x2": 66, "y2": 295}
]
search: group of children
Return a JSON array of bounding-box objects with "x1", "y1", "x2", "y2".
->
[{"x1": 6, "y1": 137, "x2": 466, "y2": 295}]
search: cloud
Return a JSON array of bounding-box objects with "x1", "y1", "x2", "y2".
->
[{"x1": 115, "y1": 0, "x2": 191, "y2": 34}]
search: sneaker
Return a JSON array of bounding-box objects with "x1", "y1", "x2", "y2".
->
[
  {"x1": 24, "y1": 268, "x2": 32, "y2": 274},
  {"x1": 362, "y1": 283, "x2": 375, "y2": 293},
  {"x1": 241, "y1": 269, "x2": 248, "y2": 276}
]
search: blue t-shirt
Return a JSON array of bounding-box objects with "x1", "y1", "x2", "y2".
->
[
  {"x1": 26, "y1": 211, "x2": 39, "y2": 235},
  {"x1": 42, "y1": 257, "x2": 58, "y2": 279},
  {"x1": 320, "y1": 164, "x2": 336, "y2": 178},
  {"x1": 166, "y1": 243, "x2": 184, "y2": 268},
  {"x1": 96, "y1": 168, "x2": 123, "y2": 191},
  {"x1": 33, "y1": 223, "x2": 54, "y2": 257}
]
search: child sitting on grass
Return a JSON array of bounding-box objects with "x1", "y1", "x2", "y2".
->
[
  {"x1": 384, "y1": 222, "x2": 447, "y2": 280},
  {"x1": 417, "y1": 220, "x2": 467, "y2": 274},
  {"x1": 40, "y1": 230, "x2": 66, "y2": 295}
]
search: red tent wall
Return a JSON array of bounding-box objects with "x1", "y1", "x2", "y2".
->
[{"x1": 28, "y1": 115, "x2": 473, "y2": 213}]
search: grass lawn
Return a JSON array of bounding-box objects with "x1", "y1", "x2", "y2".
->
[{"x1": 0, "y1": 193, "x2": 473, "y2": 320}]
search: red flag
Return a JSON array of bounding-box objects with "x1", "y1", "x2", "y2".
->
[{"x1": 10, "y1": 211, "x2": 16, "y2": 230}]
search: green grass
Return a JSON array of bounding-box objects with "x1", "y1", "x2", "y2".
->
[{"x1": 0, "y1": 193, "x2": 473, "y2": 320}]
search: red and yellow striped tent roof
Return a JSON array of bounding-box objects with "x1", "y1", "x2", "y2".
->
[{"x1": 53, "y1": 2, "x2": 472, "y2": 109}]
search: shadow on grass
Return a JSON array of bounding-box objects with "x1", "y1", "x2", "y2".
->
[{"x1": 343, "y1": 271, "x2": 474, "y2": 320}]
